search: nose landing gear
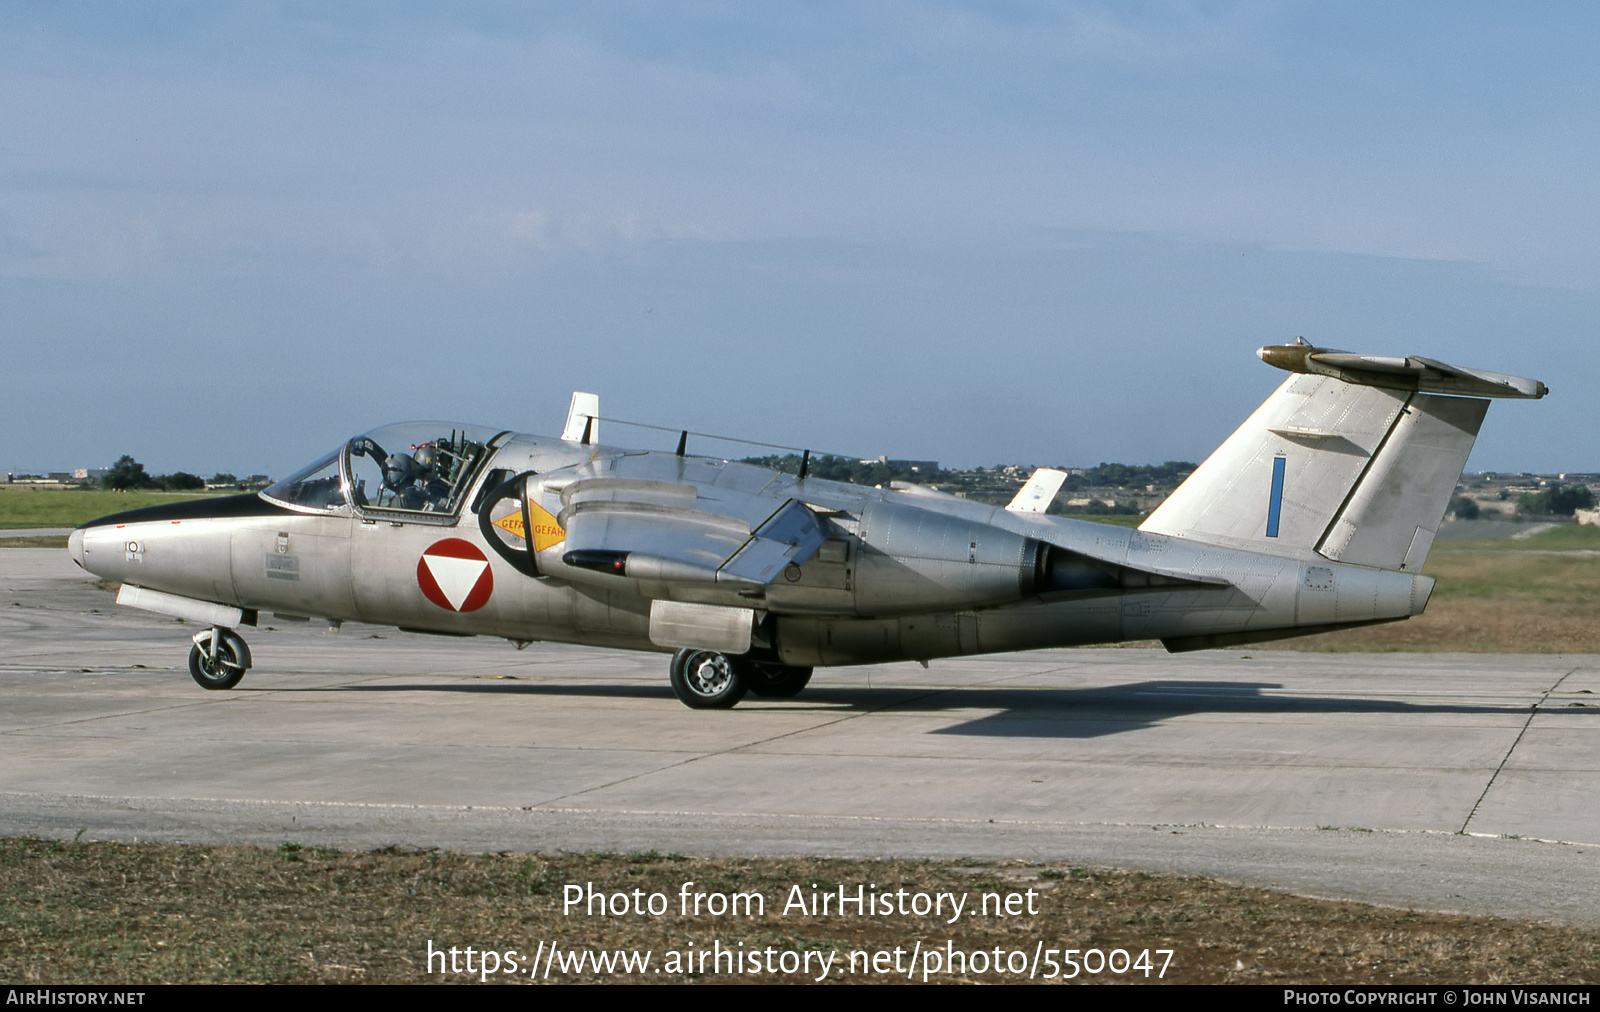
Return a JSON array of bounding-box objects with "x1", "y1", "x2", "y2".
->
[{"x1": 189, "y1": 627, "x2": 252, "y2": 690}]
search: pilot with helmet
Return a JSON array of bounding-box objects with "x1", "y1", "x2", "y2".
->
[{"x1": 384, "y1": 444, "x2": 452, "y2": 510}]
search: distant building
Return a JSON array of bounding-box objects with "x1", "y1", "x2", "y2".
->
[{"x1": 858, "y1": 456, "x2": 940, "y2": 473}]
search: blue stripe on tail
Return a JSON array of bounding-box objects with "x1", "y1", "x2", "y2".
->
[{"x1": 1266, "y1": 456, "x2": 1286, "y2": 538}]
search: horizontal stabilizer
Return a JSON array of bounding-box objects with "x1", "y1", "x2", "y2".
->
[{"x1": 1259, "y1": 343, "x2": 1547, "y2": 399}]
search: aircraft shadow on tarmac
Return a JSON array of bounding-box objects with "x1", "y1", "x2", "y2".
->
[
  {"x1": 258, "y1": 678, "x2": 1577, "y2": 740},
  {"x1": 922, "y1": 681, "x2": 1573, "y2": 739}
]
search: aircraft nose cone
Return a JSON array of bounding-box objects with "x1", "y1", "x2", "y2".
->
[{"x1": 68, "y1": 528, "x2": 85, "y2": 570}]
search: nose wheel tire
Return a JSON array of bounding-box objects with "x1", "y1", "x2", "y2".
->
[
  {"x1": 189, "y1": 629, "x2": 249, "y2": 690},
  {"x1": 669, "y1": 649, "x2": 748, "y2": 709}
]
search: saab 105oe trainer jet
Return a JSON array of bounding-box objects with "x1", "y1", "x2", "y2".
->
[{"x1": 69, "y1": 342, "x2": 1546, "y2": 708}]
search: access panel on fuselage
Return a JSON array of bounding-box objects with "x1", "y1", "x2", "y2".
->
[{"x1": 229, "y1": 514, "x2": 356, "y2": 620}]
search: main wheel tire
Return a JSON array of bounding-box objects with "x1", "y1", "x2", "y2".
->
[
  {"x1": 669, "y1": 649, "x2": 748, "y2": 709},
  {"x1": 746, "y1": 663, "x2": 813, "y2": 698},
  {"x1": 188, "y1": 630, "x2": 247, "y2": 690}
]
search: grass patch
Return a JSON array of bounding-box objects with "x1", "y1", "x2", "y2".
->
[
  {"x1": 0, "y1": 839, "x2": 1593, "y2": 984},
  {"x1": 1285, "y1": 523, "x2": 1600, "y2": 653},
  {"x1": 0, "y1": 486, "x2": 221, "y2": 530},
  {"x1": 1449, "y1": 523, "x2": 1600, "y2": 552},
  {"x1": 0, "y1": 536, "x2": 69, "y2": 548}
]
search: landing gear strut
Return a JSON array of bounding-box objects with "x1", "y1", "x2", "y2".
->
[
  {"x1": 188, "y1": 627, "x2": 251, "y2": 690},
  {"x1": 668, "y1": 649, "x2": 813, "y2": 708}
]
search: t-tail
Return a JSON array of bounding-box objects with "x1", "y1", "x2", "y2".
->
[{"x1": 1141, "y1": 340, "x2": 1547, "y2": 573}]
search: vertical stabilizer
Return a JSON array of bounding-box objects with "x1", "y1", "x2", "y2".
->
[
  {"x1": 1316, "y1": 394, "x2": 1486, "y2": 571},
  {"x1": 1140, "y1": 373, "x2": 1409, "y2": 556},
  {"x1": 1141, "y1": 343, "x2": 1542, "y2": 572}
]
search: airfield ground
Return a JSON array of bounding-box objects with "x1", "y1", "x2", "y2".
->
[
  {"x1": 0, "y1": 485, "x2": 231, "y2": 531},
  {"x1": 5, "y1": 841, "x2": 1595, "y2": 984},
  {"x1": 2, "y1": 527, "x2": 1597, "y2": 983}
]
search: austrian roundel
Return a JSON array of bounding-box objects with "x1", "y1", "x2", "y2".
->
[{"x1": 416, "y1": 539, "x2": 494, "y2": 613}]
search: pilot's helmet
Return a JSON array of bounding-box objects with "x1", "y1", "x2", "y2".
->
[
  {"x1": 384, "y1": 453, "x2": 418, "y2": 487},
  {"x1": 413, "y1": 443, "x2": 439, "y2": 473}
]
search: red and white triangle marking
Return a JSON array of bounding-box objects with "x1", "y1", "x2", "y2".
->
[{"x1": 416, "y1": 539, "x2": 493, "y2": 612}]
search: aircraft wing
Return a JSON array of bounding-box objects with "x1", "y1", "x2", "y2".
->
[
  {"x1": 543, "y1": 454, "x2": 1227, "y2": 608},
  {"x1": 555, "y1": 475, "x2": 829, "y2": 586}
]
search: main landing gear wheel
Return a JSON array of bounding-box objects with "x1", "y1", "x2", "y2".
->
[
  {"x1": 188, "y1": 628, "x2": 250, "y2": 690},
  {"x1": 746, "y1": 663, "x2": 813, "y2": 698},
  {"x1": 669, "y1": 649, "x2": 748, "y2": 709}
]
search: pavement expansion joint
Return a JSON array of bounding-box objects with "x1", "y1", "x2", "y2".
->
[{"x1": 1458, "y1": 665, "x2": 1581, "y2": 835}]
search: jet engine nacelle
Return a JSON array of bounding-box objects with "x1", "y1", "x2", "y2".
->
[{"x1": 848, "y1": 500, "x2": 1037, "y2": 617}]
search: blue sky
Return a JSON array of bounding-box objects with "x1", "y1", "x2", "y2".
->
[{"x1": 3, "y1": 2, "x2": 1595, "y2": 478}]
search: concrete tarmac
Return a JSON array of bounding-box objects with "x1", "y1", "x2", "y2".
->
[{"x1": 3, "y1": 549, "x2": 1597, "y2": 926}]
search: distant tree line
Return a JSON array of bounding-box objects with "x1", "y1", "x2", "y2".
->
[
  {"x1": 1450, "y1": 484, "x2": 1596, "y2": 520},
  {"x1": 737, "y1": 455, "x2": 1198, "y2": 490},
  {"x1": 740, "y1": 454, "x2": 936, "y2": 486},
  {"x1": 100, "y1": 456, "x2": 237, "y2": 492},
  {"x1": 1063, "y1": 461, "x2": 1197, "y2": 490},
  {"x1": 1062, "y1": 497, "x2": 1142, "y2": 516},
  {"x1": 1519, "y1": 484, "x2": 1596, "y2": 516}
]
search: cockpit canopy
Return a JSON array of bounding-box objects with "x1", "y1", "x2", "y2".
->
[{"x1": 263, "y1": 422, "x2": 510, "y2": 520}]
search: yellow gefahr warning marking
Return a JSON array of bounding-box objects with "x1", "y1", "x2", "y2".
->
[
  {"x1": 492, "y1": 512, "x2": 526, "y2": 539},
  {"x1": 528, "y1": 501, "x2": 566, "y2": 552},
  {"x1": 492, "y1": 502, "x2": 565, "y2": 550}
]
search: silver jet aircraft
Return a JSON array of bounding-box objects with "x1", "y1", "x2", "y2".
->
[{"x1": 69, "y1": 343, "x2": 1546, "y2": 708}]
